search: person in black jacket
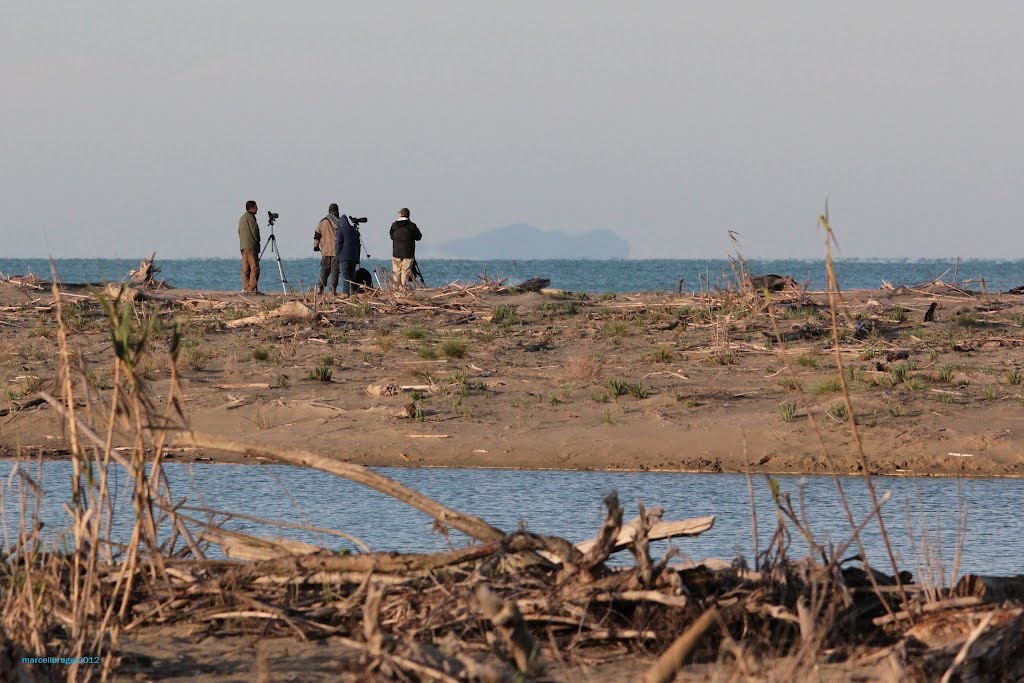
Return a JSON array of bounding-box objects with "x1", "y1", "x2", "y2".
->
[
  {"x1": 334, "y1": 210, "x2": 362, "y2": 296},
  {"x1": 389, "y1": 208, "x2": 422, "y2": 289}
]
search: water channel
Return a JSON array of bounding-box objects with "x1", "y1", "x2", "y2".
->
[{"x1": 1, "y1": 461, "x2": 1021, "y2": 578}]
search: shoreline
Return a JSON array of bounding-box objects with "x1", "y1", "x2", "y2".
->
[
  {"x1": 3, "y1": 452, "x2": 1023, "y2": 480},
  {"x1": 2, "y1": 278, "x2": 1022, "y2": 478}
]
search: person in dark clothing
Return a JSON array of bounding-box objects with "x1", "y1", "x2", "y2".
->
[
  {"x1": 313, "y1": 204, "x2": 341, "y2": 295},
  {"x1": 334, "y1": 209, "x2": 362, "y2": 296},
  {"x1": 238, "y1": 200, "x2": 261, "y2": 292},
  {"x1": 389, "y1": 208, "x2": 422, "y2": 289}
]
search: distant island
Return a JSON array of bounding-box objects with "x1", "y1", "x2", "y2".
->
[{"x1": 418, "y1": 223, "x2": 631, "y2": 259}]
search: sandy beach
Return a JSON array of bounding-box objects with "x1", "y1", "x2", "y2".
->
[{"x1": 2, "y1": 276, "x2": 1022, "y2": 477}]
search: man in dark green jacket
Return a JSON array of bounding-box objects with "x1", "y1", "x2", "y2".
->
[{"x1": 238, "y1": 200, "x2": 261, "y2": 292}]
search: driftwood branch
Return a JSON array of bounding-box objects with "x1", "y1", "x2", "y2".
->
[
  {"x1": 575, "y1": 514, "x2": 716, "y2": 555},
  {"x1": 171, "y1": 432, "x2": 506, "y2": 543},
  {"x1": 580, "y1": 492, "x2": 623, "y2": 576}
]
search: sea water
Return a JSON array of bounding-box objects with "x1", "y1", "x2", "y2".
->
[
  {"x1": 1, "y1": 257, "x2": 1022, "y2": 293},
  {"x1": 0, "y1": 461, "x2": 1018, "y2": 577}
]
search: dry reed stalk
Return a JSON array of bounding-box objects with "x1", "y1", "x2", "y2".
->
[{"x1": 819, "y1": 206, "x2": 910, "y2": 609}]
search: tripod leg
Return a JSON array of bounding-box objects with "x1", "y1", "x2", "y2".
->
[{"x1": 271, "y1": 240, "x2": 288, "y2": 295}]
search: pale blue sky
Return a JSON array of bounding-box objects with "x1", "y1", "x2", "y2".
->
[{"x1": 2, "y1": 2, "x2": 1022, "y2": 259}]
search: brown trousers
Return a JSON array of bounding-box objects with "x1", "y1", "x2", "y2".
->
[
  {"x1": 392, "y1": 257, "x2": 414, "y2": 289},
  {"x1": 241, "y1": 250, "x2": 260, "y2": 292}
]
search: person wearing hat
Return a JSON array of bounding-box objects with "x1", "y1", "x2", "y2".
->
[
  {"x1": 238, "y1": 200, "x2": 261, "y2": 293},
  {"x1": 389, "y1": 208, "x2": 422, "y2": 289},
  {"x1": 313, "y1": 203, "x2": 341, "y2": 295}
]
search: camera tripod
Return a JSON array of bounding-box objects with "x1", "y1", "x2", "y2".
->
[
  {"x1": 260, "y1": 214, "x2": 289, "y2": 294},
  {"x1": 356, "y1": 228, "x2": 385, "y2": 289}
]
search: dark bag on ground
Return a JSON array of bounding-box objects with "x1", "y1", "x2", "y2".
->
[{"x1": 353, "y1": 267, "x2": 373, "y2": 291}]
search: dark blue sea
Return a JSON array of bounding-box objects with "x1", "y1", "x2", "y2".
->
[{"x1": 1, "y1": 257, "x2": 1022, "y2": 293}]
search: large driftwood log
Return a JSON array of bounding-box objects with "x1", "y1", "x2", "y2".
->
[
  {"x1": 514, "y1": 277, "x2": 550, "y2": 292},
  {"x1": 200, "y1": 527, "x2": 324, "y2": 561},
  {"x1": 576, "y1": 513, "x2": 716, "y2": 555},
  {"x1": 748, "y1": 274, "x2": 796, "y2": 292},
  {"x1": 129, "y1": 252, "x2": 159, "y2": 286},
  {"x1": 252, "y1": 542, "x2": 505, "y2": 577},
  {"x1": 225, "y1": 301, "x2": 316, "y2": 328}
]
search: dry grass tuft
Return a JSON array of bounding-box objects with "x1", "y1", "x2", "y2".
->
[{"x1": 565, "y1": 354, "x2": 602, "y2": 382}]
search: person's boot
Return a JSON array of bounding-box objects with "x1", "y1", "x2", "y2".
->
[{"x1": 330, "y1": 289, "x2": 337, "y2": 296}]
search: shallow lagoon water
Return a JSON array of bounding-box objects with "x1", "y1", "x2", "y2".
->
[{"x1": 1, "y1": 461, "x2": 1021, "y2": 579}]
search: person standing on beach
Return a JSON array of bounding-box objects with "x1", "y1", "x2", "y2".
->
[
  {"x1": 389, "y1": 208, "x2": 422, "y2": 289},
  {"x1": 238, "y1": 200, "x2": 261, "y2": 293},
  {"x1": 334, "y1": 208, "x2": 361, "y2": 296},
  {"x1": 314, "y1": 203, "x2": 341, "y2": 295}
]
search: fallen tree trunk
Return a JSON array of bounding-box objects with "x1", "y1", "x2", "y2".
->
[{"x1": 225, "y1": 301, "x2": 316, "y2": 328}]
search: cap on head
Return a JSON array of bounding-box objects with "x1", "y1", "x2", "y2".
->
[
  {"x1": 245, "y1": 200, "x2": 257, "y2": 211},
  {"x1": 329, "y1": 203, "x2": 339, "y2": 216},
  {"x1": 399, "y1": 208, "x2": 410, "y2": 218}
]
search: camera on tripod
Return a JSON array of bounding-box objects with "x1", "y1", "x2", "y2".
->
[
  {"x1": 350, "y1": 216, "x2": 367, "y2": 226},
  {"x1": 267, "y1": 211, "x2": 279, "y2": 226}
]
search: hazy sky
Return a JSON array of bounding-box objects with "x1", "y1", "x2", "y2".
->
[{"x1": 3, "y1": 2, "x2": 1023, "y2": 259}]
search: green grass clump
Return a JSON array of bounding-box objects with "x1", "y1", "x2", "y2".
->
[
  {"x1": 419, "y1": 344, "x2": 439, "y2": 360},
  {"x1": 651, "y1": 345, "x2": 676, "y2": 363},
  {"x1": 826, "y1": 402, "x2": 849, "y2": 421},
  {"x1": 541, "y1": 301, "x2": 582, "y2": 316},
  {"x1": 308, "y1": 363, "x2": 333, "y2": 382},
  {"x1": 794, "y1": 353, "x2": 819, "y2": 369},
  {"x1": 705, "y1": 350, "x2": 737, "y2": 366},
  {"x1": 781, "y1": 306, "x2": 819, "y2": 320},
  {"x1": 955, "y1": 312, "x2": 978, "y2": 327},
  {"x1": 627, "y1": 383, "x2": 650, "y2": 399},
  {"x1": 885, "y1": 401, "x2": 902, "y2": 417},
  {"x1": 439, "y1": 338, "x2": 468, "y2": 359},
  {"x1": 812, "y1": 377, "x2": 843, "y2": 395},
  {"x1": 890, "y1": 362, "x2": 915, "y2": 384},
  {"x1": 900, "y1": 378, "x2": 926, "y2": 392},
  {"x1": 601, "y1": 321, "x2": 631, "y2": 338},
  {"x1": 888, "y1": 306, "x2": 907, "y2": 323},
  {"x1": 983, "y1": 385, "x2": 998, "y2": 401},
  {"x1": 607, "y1": 379, "x2": 629, "y2": 397},
  {"x1": 250, "y1": 346, "x2": 271, "y2": 362},
  {"x1": 937, "y1": 364, "x2": 956, "y2": 383},
  {"x1": 403, "y1": 326, "x2": 427, "y2": 340},
  {"x1": 778, "y1": 377, "x2": 802, "y2": 391},
  {"x1": 1007, "y1": 369, "x2": 1022, "y2": 386},
  {"x1": 778, "y1": 401, "x2": 797, "y2": 422},
  {"x1": 491, "y1": 305, "x2": 518, "y2": 326}
]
